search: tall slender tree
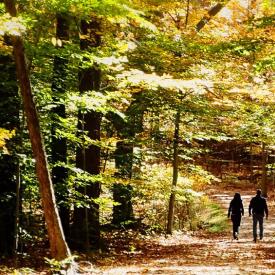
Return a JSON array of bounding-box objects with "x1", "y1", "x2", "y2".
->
[
  {"x1": 261, "y1": 142, "x2": 268, "y2": 197},
  {"x1": 71, "y1": 18, "x2": 101, "y2": 251},
  {"x1": 51, "y1": 12, "x2": 70, "y2": 240},
  {"x1": 166, "y1": 108, "x2": 180, "y2": 234},
  {"x1": 109, "y1": 91, "x2": 145, "y2": 227}
]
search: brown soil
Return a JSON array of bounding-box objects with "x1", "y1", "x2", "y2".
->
[
  {"x1": 1, "y1": 187, "x2": 274, "y2": 274},
  {"x1": 89, "y1": 187, "x2": 275, "y2": 275}
]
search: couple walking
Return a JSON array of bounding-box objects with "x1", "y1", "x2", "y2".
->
[{"x1": 228, "y1": 189, "x2": 268, "y2": 242}]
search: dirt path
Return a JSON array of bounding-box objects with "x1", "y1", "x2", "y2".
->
[{"x1": 91, "y1": 189, "x2": 275, "y2": 275}]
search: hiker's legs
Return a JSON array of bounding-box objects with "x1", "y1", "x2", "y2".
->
[
  {"x1": 253, "y1": 214, "x2": 258, "y2": 240},
  {"x1": 258, "y1": 215, "x2": 264, "y2": 239},
  {"x1": 232, "y1": 215, "x2": 240, "y2": 239},
  {"x1": 233, "y1": 222, "x2": 238, "y2": 238}
]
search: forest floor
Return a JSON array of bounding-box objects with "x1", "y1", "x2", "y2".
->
[
  {"x1": 88, "y1": 186, "x2": 275, "y2": 275},
  {"x1": 1, "y1": 185, "x2": 274, "y2": 274}
]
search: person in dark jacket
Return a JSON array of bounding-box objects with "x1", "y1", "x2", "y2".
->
[
  {"x1": 228, "y1": 192, "x2": 244, "y2": 240},
  {"x1": 249, "y1": 189, "x2": 268, "y2": 242}
]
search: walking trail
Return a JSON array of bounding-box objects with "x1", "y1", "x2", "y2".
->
[{"x1": 91, "y1": 188, "x2": 275, "y2": 275}]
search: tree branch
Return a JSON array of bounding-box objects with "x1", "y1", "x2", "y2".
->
[{"x1": 196, "y1": 1, "x2": 230, "y2": 32}]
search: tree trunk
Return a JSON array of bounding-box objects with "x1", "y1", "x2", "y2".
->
[
  {"x1": 196, "y1": 1, "x2": 230, "y2": 32},
  {"x1": 113, "y1": 141, "x2": 134, "y2": 226},
  {"x1": 185, "y1": 0, "x2": 190, "y2": 28},
  {"x1": 71, "y1": 19, "x2": 101, "y2": 251},
  {"x1": 110, "y1": 93, "x2": 144, "y2": 227},
  {"x1": 72, "y1": 95, "x2": 101, "y2": 251},
  {"x1": 250, "y1": 143, "x2": 254, "y2": 181},
  {"x1": 167, "y1": 110, "x2": 180, "y2": 234},
  {"x1": 51, "y1": 13, "x2": 70, "y2": 240},
  {"x1": 4, "y1": 0, "x2": 71, "y2": 261},
  {"x1": 261, "y1": 142, "x2": 268, "y2": 197},
  {"x1": 248, "y1": 0, "x2": 257, "y2": 19},
  {"x1": 14, "y1": 159, "x2": 22, "y2": 254},
  {"x1": 0, "y1": 53, "x2": 19, "y2": 256}
]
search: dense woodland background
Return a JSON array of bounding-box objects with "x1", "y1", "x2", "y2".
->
[{"x1": 0, "y1": 0, "x2": 274, "y2": 273}]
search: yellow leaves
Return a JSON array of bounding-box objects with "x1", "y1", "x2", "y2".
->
[
  {"x1": 119, "y1": 69, "x2": 213, "y2": 94},
  {"x1": 228, "y1": 84, "x2": 275, "y2": 103},
  {"x1": 116, "y1": 40, "x2": 131, "y2": 52},
  {"x1": 251, "y1": 88, "x2": 275, "y2": 101},
  {"x1": 0, "y1": 38, "x2": 11, "y2": 53},
  {"x1": 0, "y1": 128, "x2": 15, "y2": 154},
  {"x1": 0, "y1": 14, "x2": 26, "y2": 36},
  {"x1": 199, "y1": 0, "x2": 273, "y2": 40}
]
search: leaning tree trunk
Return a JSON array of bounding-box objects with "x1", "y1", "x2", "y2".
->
[
  {"x1": 4, "y1": 0, "x2": 71, "y2": 261},
  {"x1": 51, "y1": 12, "x2": 70, "y2": 240},
  {"x1": 166, "y1": 109, "x2": 180, "y2": 234},
  {"x1": 71, "y1": 18, "x2": 101, "y2": 251},
  {"x1": 196, "y1": 1, "x2": 230, "y2": 32}
]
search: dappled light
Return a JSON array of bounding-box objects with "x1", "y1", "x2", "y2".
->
[
  {"x1": 94, "y1": 188, "x2": 275, "y2": 274},
  {"x1": 0, "y1": 0, "x2": 274, "y2": 273}
]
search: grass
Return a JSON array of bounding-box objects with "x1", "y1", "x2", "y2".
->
[{"x1": 201, "y1": 201, "x2": 230, "y2": 233}]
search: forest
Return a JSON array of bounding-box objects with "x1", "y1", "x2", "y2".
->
[{"x1": 0, "y1": 0, "x2": 274, "y2": 274}]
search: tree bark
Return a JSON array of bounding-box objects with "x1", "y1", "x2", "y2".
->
[
  {"x1": 113, "y1": 141, "x2": 134, "y2": 226},
  {"x1": 261, "y1": 142, "x2": 268, "y2": 197},
  {"x1": 71, "y1": 19, "x2": 101, "y2": 251},
  {"x1": 166, "y1": 110, "x2": 180, "y2": 234},
  {"x1": 185, "y1": 0, "x2": 190, "y2": 28},
  {"x1": 196, "y1": 1, "x2": 230, "y2": 32},
  {"x1": 51, "y1": 13, "x2": 70, "y2": 240},
  {"x1": 110, "y1": 92, "x2": 144, "y2": 227},
  {"x1": 4, "y1": 0, "x2": 71, "y2": 261}
]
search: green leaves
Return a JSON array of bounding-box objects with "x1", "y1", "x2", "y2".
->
[
  {"x1": 254, "y1": 54, "x2": 275, "y2": 73},
  {"x1": 232, "y1": 101, "x2": 275, "y2": 144}
]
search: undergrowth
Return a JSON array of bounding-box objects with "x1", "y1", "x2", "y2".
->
[{"x1": 200, "y1": 200, "x2": 229, "y2": 233}]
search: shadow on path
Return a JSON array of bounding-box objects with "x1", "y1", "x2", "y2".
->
[{"x1": 94, "y1": 188, "x2": 275, "y2": 275}]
